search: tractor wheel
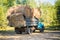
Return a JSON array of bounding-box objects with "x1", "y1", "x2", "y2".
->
[
  {"x1": 40, "y1": 29, "x2": 44, "y2": 33},
  {"x1": 15, "y1": 27, "x2": 22, "y2": 34}
]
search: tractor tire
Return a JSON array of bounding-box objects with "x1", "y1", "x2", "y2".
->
[
  {"x1": 40, "y1": 29, "x2": 44, "y2": 33},
  {"x1": 15, "y1": 27, "x2": 22, "y2": 34}
]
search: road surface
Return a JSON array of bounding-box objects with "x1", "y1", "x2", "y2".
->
[{"x1": 0, "y1": 30, "x2": 60, "y2": 40}]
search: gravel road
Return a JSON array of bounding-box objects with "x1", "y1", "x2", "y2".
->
[{"x1": 0, "y1": 30, "x2": 60, "y2": 40}]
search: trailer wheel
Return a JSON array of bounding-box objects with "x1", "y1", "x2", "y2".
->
[
  {"x1": 15, "y1": 28, "x2": 20, "y2": 34},
  {"x1": 15, "y1": 28, "x2": 22, "y2": 34},
  {"x1": 40, "y1": 29, "x2": 44, "y2": 33}
]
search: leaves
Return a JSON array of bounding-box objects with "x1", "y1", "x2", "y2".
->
[
  {"x1": 55, "y1": 0, "x2": 60, "y2": 25},
  {"x1": 39, "y1": 3, "x2": 57, "y2": 26}
]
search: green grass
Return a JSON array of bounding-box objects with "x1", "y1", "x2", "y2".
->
[
  {"x1": 0, "y1": 26, "x2": 14, "y2": 31},
  {"x1": 0, "y1": 25, "x2": 60, "y2": 31}
]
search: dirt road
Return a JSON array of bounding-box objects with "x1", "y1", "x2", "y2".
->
[{"x1": 0, "y1": 30, "x2": 60, "y2": 40}]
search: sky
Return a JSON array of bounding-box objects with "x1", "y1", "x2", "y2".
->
[{"x1": 35, "y1": 0, "x2": 56, "y2": 5}]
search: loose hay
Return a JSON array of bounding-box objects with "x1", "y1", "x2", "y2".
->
[{"x1": 7, "y1": 5, "x2": 41, "y2": 27}]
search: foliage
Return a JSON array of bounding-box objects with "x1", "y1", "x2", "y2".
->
[
  {"x1": 0, "y1": 0, "x2": 14, "y2": 27},
  {"x1": 16, "y1": 0, "x2": 37, "y2": 8},
  {"x1": 55, "y1": 0, "x2": 60, "y2": 25},
  {"x1": 39, "y1": 3, "x2": 57, "y2": 26}
]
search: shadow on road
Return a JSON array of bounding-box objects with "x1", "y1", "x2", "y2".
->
[
  {"x1": 45, "y1": 38, "x2": 60, "y2": 40},
  {"x1": 0, "y1": 30, "x2": 60, "y2": 36},
  {"x1": 0, "y1": 30, "x2": 60, "y2": 40},
  {"x1": 0, "y1": 31, "x2": 15, "y2": 36}
]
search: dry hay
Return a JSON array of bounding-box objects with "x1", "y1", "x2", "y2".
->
[
  {"x1": 7, "y1": 5, "x2": 41, "y2": 27},
  {"x1": 8, "y1": 13, "x2": 26, "y2": 27},
  {"x1": 7, "y1": 5, "x2": 33, "y2": 18}
]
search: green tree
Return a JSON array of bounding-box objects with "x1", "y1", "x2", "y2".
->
[
  {"x1": 55, "y1": 0, "x2": 60, "y2": 25},
  {"x1": 39, "y1": 3, "x2": 56, "y2": 26},
  {"x1": 0, "y1": 0, "x2": 15, "y2": 27},
  {"x1": 16, "y1": 0, "x2": 37, "y2": 8}
]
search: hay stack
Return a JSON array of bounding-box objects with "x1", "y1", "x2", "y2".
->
[
  {"x1": 23, "y1": 6, "x2": 33, "y2": 18},
  {"x1": 7, "y1": 5, "x2": 41, "y2": 27},
  {"x1": 7, "y1": 5, "x2": 33, "y2": 18},
  {"x1": 8, "y1": 13, "x2": 26, "y2": 27},
  {"x1": 33, "y1": 8, "x2": 41, "y2": 19}
]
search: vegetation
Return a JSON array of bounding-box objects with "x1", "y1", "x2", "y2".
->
[
  {"x1": 55, "y1": 0, "x2": 60, "y2": 25},
  {"x1": 0, "y1": 0, "x2": 60, "y2": 30}
]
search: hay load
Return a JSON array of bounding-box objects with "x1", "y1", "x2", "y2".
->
[
  {"x1": 33, "y1": 8, "x2": 41, "y2": 19},
  {"x1": 7, "y1": 5, "x2": 41, "y2": 27},
  {"x1": 8, "y1": 13, "x2": 26, "y2": 27},
  {"x1": 7, "y1": 5, "x2": 33, "y2": 18},
  {"x1": 7, "y1": 5, "x2": 25, "y2": 16}
]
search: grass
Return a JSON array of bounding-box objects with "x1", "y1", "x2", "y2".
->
[
  {"x1": 0, "y1": 26, "x2": 14, "y2": 31},
  {"x1": 45, "y1": 25, "x2": 60, "y2": 30},
  {"x1": 0, "y1": 25, "x2": 60, "y2": 31}
]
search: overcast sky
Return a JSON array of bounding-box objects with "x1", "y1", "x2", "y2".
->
[{"x1": 35, "y1": 0, "x2": 56, "y2": 5}]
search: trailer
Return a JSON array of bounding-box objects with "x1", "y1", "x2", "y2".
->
[{"x1": 7, "y1": 5, "x2": 44, "y2": 34}]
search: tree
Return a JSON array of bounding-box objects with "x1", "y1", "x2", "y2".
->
[
  {"x1": 55, "y1": 0, "x2": 60, "y2": 25},
  {"x1": 39, "y1": 2, "x2": 57, "y2": 26},
  {"x1": 16, "y1": 0, "x2": 37, "y2": 8},
  {"x1": 0, "y1": 0, "x2": 15, "y2": 27}
]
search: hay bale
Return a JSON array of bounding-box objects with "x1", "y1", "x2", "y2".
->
[
  {"x1": 33, "y1": 8, "x2": 41, "y2": 19},
  {"x1": 7, "y1": 5, "x2": 33, "y2": 18},
  {"x1": 23, "y1": 6, "x2": 33, "y2": 18},
  {"x1": 8, "y1": 13, "x2": 26, "y2": 27},
  {"x1": 7, "y1": 5, "x2": 41, "y2": 27},
  {"x1": 7, "y1": 5, "x2": 25, "y2": 16}
]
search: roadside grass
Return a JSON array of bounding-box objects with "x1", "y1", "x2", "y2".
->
[
  {"x1": 45, "y1": 25, "x2": 60, "y2": 30},
  {"x1": 0, "y1": 26, "x2": 14, "y2": 31},
  {"x1": 0, "y1": 25, "x2": 60, "y2": 31}
]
